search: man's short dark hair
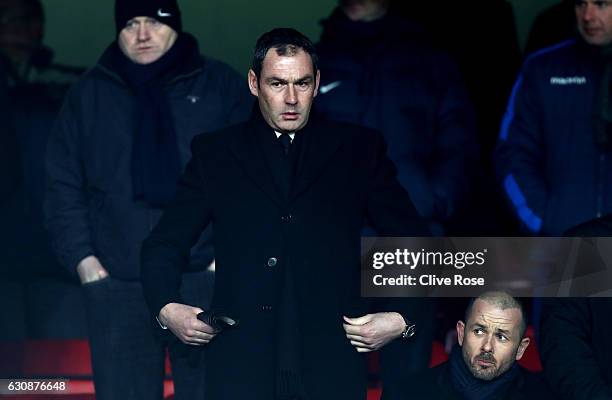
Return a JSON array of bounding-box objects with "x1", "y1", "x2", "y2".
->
[
  {"x1": 464, "y1": 291, "x2": 528, "y2": 337},
  {"x1": 251, "y1": 28, "x2": 319, "y2": 79}
]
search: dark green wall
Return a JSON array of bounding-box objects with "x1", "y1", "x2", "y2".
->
[{"x1": 42, "y1": 0, "x2": 562, "y2": 74}]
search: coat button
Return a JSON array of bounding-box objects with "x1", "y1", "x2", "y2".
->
[
  {"x1": 281, "y1": 214, "x2": 293, "y2": 223},
  {"x1": 261, "y1": 305, "x2": 273, "y2": 311},
  {"x1": 267, "y1": 257, "x2": 278, "y2": 267}
]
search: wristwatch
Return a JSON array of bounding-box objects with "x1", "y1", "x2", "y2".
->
[{"x1": 399, "y1": 313, "x2": 416, "y2": 340}]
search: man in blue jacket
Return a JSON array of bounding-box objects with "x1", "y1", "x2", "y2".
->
[
  {"x1": 496, "y1": 0, "x2": 612, "y2": 235},
  {"x1": 44, "y1": 0, "x2": 251, "y2": 398}
]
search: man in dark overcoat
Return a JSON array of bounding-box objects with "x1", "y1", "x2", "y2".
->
[{"x1": 141, "y1": 27, "x2": 429, "y2": 400}]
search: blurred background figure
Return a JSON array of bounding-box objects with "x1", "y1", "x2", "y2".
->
[
  {"x1": 393, "y1": 0, "x2": 522, "y2": 236},
  {"x1": 0, "y1": 0, "x2": 44, "y2": 85},
  {"x1": 0, "y1": 0, "x2": 84, "y2": 284},
  {"x1": 316, "y1": 0, "x2": 478, "y2": 236},
  {"x1": 0, "y1": 60, "x2": 18, "y2": 202},
  {"x1": 496, "y1": 0, "x2": 612, "y2": 236},
  {"x1": 0, "y1": 0, "x2": 83, "y2": 280},
  {"x1": 525, "y1": 0, "x2": 577, "y2": 56},
  {"x1": 0, "y1": 0, "x2": 86, "y2": 344},
  {"x1": 315, "y1": 2, "x2": 477, "y2": 398},
  {"x1": 0, "y1": 0, "x2": 83, "y2": 87},
  {"x1": 539, "y1": 215, "x2": 612, "y2": 400},
  {"x1": 395, "y1": 0, "x2": 521, "y2": 155}
]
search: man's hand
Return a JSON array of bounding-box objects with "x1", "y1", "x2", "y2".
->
[
  {"x1": 343, "y1": 312, "x2": 406, "y2": 352},
  {"x1": 159, "y1": 302, "x2": 217, "y2": 346},
  {"x1": 76, "y1": 255, "x2": 109, "y2": 284}
]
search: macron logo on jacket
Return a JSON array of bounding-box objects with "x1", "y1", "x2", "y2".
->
[{"x1": 550, "y1": 76, "x2": 587, "y2": 85}]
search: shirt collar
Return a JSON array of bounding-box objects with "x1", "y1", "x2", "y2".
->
[{"x1": 274, "y1": 131, "x2": 295, "y2": 142}]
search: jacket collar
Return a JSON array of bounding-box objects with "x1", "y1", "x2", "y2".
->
[{"x1": 228, "y1": 105, "x2": 344, "y2": 208}]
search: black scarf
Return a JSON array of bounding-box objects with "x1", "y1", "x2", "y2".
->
[
  {"x1": 250, "y1": 108, "x2": 307, "y2": 399},
  {"x1": 449, "y1": 345, "x2": 519, "y2": 400},
  {"x1": 113, "y1": 33, "x2": 195, "y2": 205}
]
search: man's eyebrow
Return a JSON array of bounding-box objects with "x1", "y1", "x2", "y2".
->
[
  {"x1": 266, "y1": 77, "x2": 288, "y2": 84},
  {"x1": 266, "y1": 75, "x2": 314, "y2": 84},
  {"x1": 495, "y1": 327, "x2": 511, "y2": 336},
  {"x1": 470, "y1": 323, "x2": 488, "y2": 330}
]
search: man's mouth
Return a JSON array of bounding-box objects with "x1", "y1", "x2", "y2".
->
[
  {"x1": 475, "y1": 354, "x2": 496, "y2": 367},
  {"x1": 584, "y1": 26, "x2": 602, "y2": 36},
  {"x1": 476, "y1": 359, "x2": 495, "y2": 367},
  {"x1": 281, "y1": 112, "x2": 300, "y2": 120}
]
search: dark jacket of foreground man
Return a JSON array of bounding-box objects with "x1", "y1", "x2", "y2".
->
[
  {"x1": 141, "y1": 110, "x2": 429, "y2": 400},
  {"x1": 405, "y1": 362, "x2": 551, "y2": 400}
]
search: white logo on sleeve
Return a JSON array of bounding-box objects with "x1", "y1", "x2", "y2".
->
[
  {"x1": 157, "y1": 9, "x2": 172, "y2": 17},
  {"x1": 319, "y1": 81, "x2": 342, "y2": 94}
]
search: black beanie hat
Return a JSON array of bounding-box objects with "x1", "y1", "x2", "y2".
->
[{"x1": 115, "y1": 0, "x2": 182, "y2": 36}]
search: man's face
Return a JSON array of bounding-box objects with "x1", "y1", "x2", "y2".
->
[
  {"x1": 248, "y1": 48, "x2": 320, "y2": 133},
  {"x1": 456, "y1": 299, "x2": 530, "y2": 381},
  {"x1": 118, "y1": 16, "x2": 177, "y2": 64},
  {"x1": 340, "y1": 0, "x2": 389, "y2": 22},
  {"x1": 0, "y1": 0, "x2": 43, "y2": 64},
  {"x1": 576, "y1": 0, "x2": 612, "y2": 46}
]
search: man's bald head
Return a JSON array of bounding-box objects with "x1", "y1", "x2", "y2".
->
[{"x1": 465, "y1": 291, "x2": 527, "y2": 337}]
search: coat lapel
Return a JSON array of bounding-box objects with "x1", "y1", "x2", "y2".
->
[
  {"x1": 228, "y1": 116, "x2": 285, "y2": 208},
  {"x1": 289, "y1": 115, "x2": 344, "y2": 203},
  {"x1": 228, "y1": 110, "x2": 344, "y2": 207}
]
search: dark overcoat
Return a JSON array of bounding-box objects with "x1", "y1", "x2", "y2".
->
[{"x1": 141, "y1": 110, "x2": 429, "y2": 399}]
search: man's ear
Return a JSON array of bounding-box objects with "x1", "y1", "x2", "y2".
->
[
  {"x1": 248, "y1": 69, "x2": 259, "y2": 97},
  {"x1": 456, "y1": 320, "x2": 465, "y2": 346},
  {"x1": 515, "y1": 337, "x2": 530, "y2": 361},
  {"x1": 313, "y1": 69, "x2": 321, "y2": 97}
]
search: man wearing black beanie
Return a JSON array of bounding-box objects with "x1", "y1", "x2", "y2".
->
[{"x1": 45, "y1": 0, "x2": 252, "y2": 399}]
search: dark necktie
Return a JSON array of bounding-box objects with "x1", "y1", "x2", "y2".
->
[{"x1": 278, "y1": 133, "x2": 292, "y2": 156}]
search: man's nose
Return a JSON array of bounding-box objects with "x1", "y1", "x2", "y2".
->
[
  {"x1": 481, "y1": 335, "x2": 494, "y2": 353},
  {"x1": 137, "y1": 24, "x2": 150, "y2": 41},
  {"x1": 285, "y1": 84, "x2": 297, "y2": 105},
  {"x1": 583, "y1": 3, "x2": 596, "y2": 21}
]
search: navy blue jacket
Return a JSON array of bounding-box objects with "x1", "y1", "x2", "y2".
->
[
  {"x1": 45, "y1": 37, "x2": 251, "y2": 280},
  {"x1": 496, "y1": 39, "x2": 612, "y2": 235},
  {"x1": 315, "y1": 10, "x2": 478, "y2": 232}
]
